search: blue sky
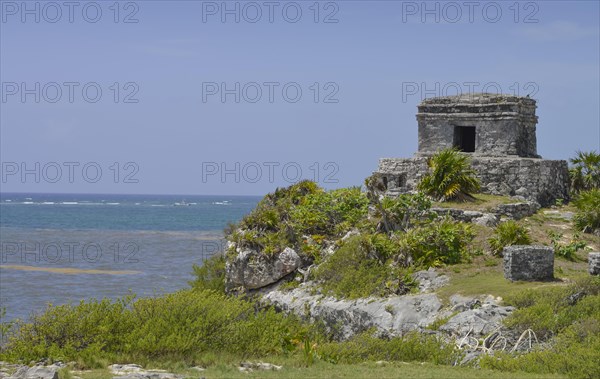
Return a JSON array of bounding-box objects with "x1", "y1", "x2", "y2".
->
[{"x1": 1, "y1": 0, "x2": 599, "y2": 195}]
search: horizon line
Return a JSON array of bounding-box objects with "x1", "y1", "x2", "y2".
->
[{"x1": 0, "y1": 191, "x2": 266, "y2": 197}]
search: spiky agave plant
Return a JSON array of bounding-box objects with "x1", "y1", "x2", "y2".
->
[{"x1": 417, "y1": 147, "x2": 481, "y2": 202}]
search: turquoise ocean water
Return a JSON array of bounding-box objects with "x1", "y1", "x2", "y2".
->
[{"x1": 0, "y1": 193, "x2": 260, "y2": 321}]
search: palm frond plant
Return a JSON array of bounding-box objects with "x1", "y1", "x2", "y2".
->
[
  {"x1": 569, "y1": 150, "x2": 600, "y2": 193},
  {"x1": 417, "y1": 148, "x2": 481, "y2": 202},
  {"x1": 573, "y1": 188, "x2": 600, "y2": 235}
]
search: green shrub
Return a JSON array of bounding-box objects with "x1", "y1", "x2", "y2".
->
[
  {"x1": 237, "y1": 180, "x2": 321, "y2": 234},
  {"x1": 190, "y1": 254, "x2": 226, "y2": 292},
  {"x1": 481, "y1": 331, "x2": 600, "y2": 379},
  {"x1": 1, "y1": 308, "x2": 15, "y2": 347},
  {"x1": 481, "y1": 277, "x2": 600, "y2": 379},
  {"x1": 417, "y1": 148, "x2": 481, "y2": 202},
  {"x1": 573, "y1": 189, "x2": 600, "y2": 234},
  {"x1": 548, "y1": 231, "x2": 587, "y2": 261},
  {"x1": 0, "y1": 296, "x2": 135, "y2": 363},
  {"x1": 231, "y1": 182, "x2": 368, "y2": 256},
  {"x1": 0, "y1": 290, "x2": 311, "y2": 365},
  {"x1": 488, "y1": 220, "x2": 532, "y2": 256},
  {"x1": 329, "y1": 187, "x2": 371, "y2": 228},
  {"x1": 318, "y1": 331, "x2": 460, "y2": 365},
  {"x1": 291, "y1": 187, "x2": 369, "y2": 236},
  {"x1": 569, "y1": 150, "x2": 600, "y2": 194},
  {"x1": 313, "y1": 235, "x2": 412, "y2": 299},
  {"x1": 398, "y1": 218, "x2": 474, "y2": 267},
  {"x1": 374, "y1": 193, "x2": 433, "y2": 233},
  {"x1": 503, "y1": 277, "x2": 600, "y2": 339},
  {"x1": 364, "y1": 177, "x2": 434, "y2": 234}
]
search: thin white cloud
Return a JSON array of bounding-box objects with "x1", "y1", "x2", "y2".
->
[{"x1": 515, "y1": 20, "x2": 598, "y2": 42}]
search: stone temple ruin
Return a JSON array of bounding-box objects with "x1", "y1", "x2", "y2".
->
[{"x1": 375, "y1": 93, "x2": 570, "y2": 206}]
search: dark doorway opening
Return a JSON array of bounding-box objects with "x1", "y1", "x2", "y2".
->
[{"x1": 454, "y1": 126, "x2": 476, "y2": 152}]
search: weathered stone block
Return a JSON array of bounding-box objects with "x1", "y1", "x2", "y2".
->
[
  {"x1": 503, "y1": 245, "x2": 554, "y2": 281},
  {"x1": 589, "y1": 252, "x2": 600, "y2": 276}
]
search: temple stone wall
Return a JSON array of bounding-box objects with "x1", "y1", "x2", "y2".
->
[
  {"x1": 377, "y1": 155, "x2": 569, "y2": 207},
  {"x1": 417, "y1": 94, "x2": 538, "y2": 157}
]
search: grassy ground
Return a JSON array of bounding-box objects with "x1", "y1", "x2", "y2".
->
[
  {"x1": 433, "y1": 201, "x2": 598, "y2": 305},
  {"x1": 433, "y1": 193, "x2": 515, "y2": 211},
  {"x1": 436, "y1": 260, "x2": 565, "y2": 304},
  {"x1": 67, "y1": 361, "x2": 566, "y2": 379},
  {"x1": 524, "y1": 207, "x2": 600, "y2": 251}
]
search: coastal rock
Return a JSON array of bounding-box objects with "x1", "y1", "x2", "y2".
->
[
  {"x1": 226, "y1": 247, "x2": 302, "y2": 290},
  {"x1": 6, "y1": 367, "x2": 28, "y2": 379},
  {"x1": 412, "y1": 268, "x2": 449, "y2": 293},
  {"x1": 472, "y1": 213, "x2": 499, "y2": 227},
  {"x1": 449, "y1": 294, "x2": 481, "y2": 312},
  {"x1": 263, "y1": 285, "x2": 515, "y2": 341},
  {"x1": 7, "y1": 365, "x2": 59, "y2": 379},
  {"x1": 439, "y1": 303, "x2": 515, "y2": 337},
  {"x1": 238, "y1": 362, "x2": 282, "y2": 372},
  {"x1": 108, "y1": 365, "x2": 143, "y2": 375},
  {"x1": 108, "y1": 364, "x2": 182, "y2": 379},
  {"x1": 589, "y1": 252, "x2": 600, "y2": 275},
  {"x1": 263, "y1": 286, "x2": 443, "y2": 340},
  {"x1": 112, "y1": 374, "x2": 181, "y2": 379}
]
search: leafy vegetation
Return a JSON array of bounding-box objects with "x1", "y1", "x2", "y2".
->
[
  {"x1": 0, "y1": 307, "x2": 14, "y2": 346},
  {"x1": 398, "y1": 217, "x2": 474, "y2": 267},
  {"x1": 548, "y1": 231, "x2": 587, "y2": 261},
  {"x1": 488, "y1": 220, "x2": 532, "y2": 256},
  {"x1": 365, "y1": 176, "x2": 433, "y2": 233},
  {"x1": 481, "y1": 277, "x2": 600, "y2": 379},
  {"x1": 313, "y1": 217, "x2": 474, "y2": 299},
  {"x1": 375, "y1": 194, "x2": 433, "y2": 233},
  {"x1": 190, "y1": 254, "x2": 226, "y2": 292},
  {"x1": 0, "y1": 290, "x2": 312, "y2": 365},
  {"x1": 313, "y1": 234, "x2": 412, "y2": 299},
  {"x1": 569, "y1": 150, "x2": 600, "y2": 194},
  {"x1": 572, "y1": 189, "x2": 600, "y2": 235},
  {"x1": 318, "y1": 331, "x2": 459, "y2": 365},
  {"x1": 229, "y1": 181, "x2": 369, "y2": 257},
  {"x1": 291, "y1": 186, "x2": 369, "y2": 235},
  {"x1": 417, "y1": 148, "x2": 481, "y2": 202}
]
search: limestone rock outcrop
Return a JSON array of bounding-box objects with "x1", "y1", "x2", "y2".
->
[{"x1": 225, "y1": 246, "x2": 302, "y2": 290}]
